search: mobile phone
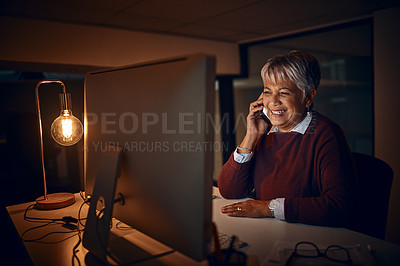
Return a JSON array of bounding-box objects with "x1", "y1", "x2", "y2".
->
[{"x1": 260, "y1": 107, "x2": 271, "y2": 125}]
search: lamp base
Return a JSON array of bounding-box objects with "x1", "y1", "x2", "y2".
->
[{"x1": 36, "y1": 192, "x2": 76, "y2": 210}]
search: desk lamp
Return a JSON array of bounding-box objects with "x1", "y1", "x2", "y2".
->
[{"x1": 35, "y1": 79, "x2": 83, "y2": 209}]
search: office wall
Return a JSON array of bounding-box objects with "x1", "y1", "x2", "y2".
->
[
  {"x1": 374, "y1": 6, "x2": 400, "y2": 244},
  {"x1": 0, "y1": 16, "x2": 239, "y2": 75}
]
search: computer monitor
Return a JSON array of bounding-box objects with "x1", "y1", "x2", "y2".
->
[{"x1": 84, "y1": 53, "x2": 216, "y2": 262}]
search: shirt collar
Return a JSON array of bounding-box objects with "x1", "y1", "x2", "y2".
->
[{"x1": 268, "y1": 111, "x2": 312, "y2": 135}]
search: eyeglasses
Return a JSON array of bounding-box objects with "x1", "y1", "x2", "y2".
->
[{"x1": 285, "y1": 241, "x2": 353, "y2": 266}]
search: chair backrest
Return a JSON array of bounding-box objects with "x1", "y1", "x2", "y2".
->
[{"x1": 351, "y1": 152, "x2": 393, "y2": 239}]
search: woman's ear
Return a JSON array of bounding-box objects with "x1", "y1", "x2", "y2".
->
[{"x1": 306, "y1": 89, "x2": 317, "y2": 107}]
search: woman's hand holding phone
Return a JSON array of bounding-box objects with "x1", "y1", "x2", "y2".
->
[
  {"x1": 237, "y1": 93, "x2": 270, "y2": 153},
  {"x1": 260, "y1": 107, "x2": 271, "y2": 125}
]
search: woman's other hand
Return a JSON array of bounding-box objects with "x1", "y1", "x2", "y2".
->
[{"x1": 221, "y1": 200, "x2": 273, "y2": 218}]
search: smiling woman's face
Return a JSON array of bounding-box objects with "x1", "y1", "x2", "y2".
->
[{"x1": 263, "y1": 80, "x2": 314, "y2": 132}]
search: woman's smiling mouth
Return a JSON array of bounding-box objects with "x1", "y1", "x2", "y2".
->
[{"x1": 270, "y1": 109, "x2": 286, "y2": 115}]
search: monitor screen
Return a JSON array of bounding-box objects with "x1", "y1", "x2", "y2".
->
[{"x1": 84, "y1": 53, "x2": 216, "y2": 261}]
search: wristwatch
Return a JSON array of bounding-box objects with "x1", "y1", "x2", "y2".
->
[{"x1": 268, "y1": 199, "x2": 276, "y2": 217}]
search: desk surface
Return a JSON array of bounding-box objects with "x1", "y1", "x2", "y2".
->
[{"x1": 7, "y1": 187, "x2": 400, "y2": 266}]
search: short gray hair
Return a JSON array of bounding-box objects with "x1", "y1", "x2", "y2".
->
[{"x1": 261, "y1": 50, "x2": 321, "y2": 100}]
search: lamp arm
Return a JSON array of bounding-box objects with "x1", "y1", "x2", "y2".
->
[{"x1": 35, "y1": 79, "x2": 67, "y2": 200}]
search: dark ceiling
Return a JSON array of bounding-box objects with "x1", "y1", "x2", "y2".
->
[{"x1": 1, "y1": 0, "x2": 399, "y2": 43}]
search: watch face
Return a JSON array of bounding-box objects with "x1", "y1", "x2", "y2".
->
[{"x1": 269, "y1": 200, "x2": 276, "y2": 209}]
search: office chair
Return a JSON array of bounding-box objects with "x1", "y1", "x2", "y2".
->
[{"x1": 351, "y1": 152, "x2": 393, "y2": 239}]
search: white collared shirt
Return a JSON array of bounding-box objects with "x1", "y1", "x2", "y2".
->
[
  {"x1": 232, "y1": 112, "x2": 313, "y2": 220},
  {"x1": 268, "y1": 111, "x2": 312, "y2": 135}
]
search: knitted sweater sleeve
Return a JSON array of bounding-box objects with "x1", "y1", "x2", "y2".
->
[{"x1": 217, "y1": 153, "x2": 254, "y2": 199}]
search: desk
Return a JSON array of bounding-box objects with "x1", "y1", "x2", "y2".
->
[
  {"x1": 211, "y1": 188, "x2": 400, "y2": 265},
  {"x1": 7, "y1": 187, "x2": 400, "y2": 265}
]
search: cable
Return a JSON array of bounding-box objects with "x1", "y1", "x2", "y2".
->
[
  {"x1": 22, "y1": 197, "x2": 175, "y2": 265},
  {"x1": 79, "y1": 191, "x2": 86, "y2": 201},
  {"x1": 72, "y1": 200, "x2": 89, "y2": 266},
  {"x1": 72, "y1": 231, "x2": 82, "y2": 266},
  {"x1": 21, "y1": 200, "x2": 88, "y2": 266},
  {"x1": 22, "y1": 204, "x2": 78, "y2": 241},
  {"x1": 24, "y1": 204, "x2": 63, "y2": 223},
  {"x1": 77, "y1": 198, "x2": 89, "y2": 227},
  {"x1": 21, "y1": 216, "x2": 79, "y2": 243},
  {"x1": 22, "y1": 230, "x2": 79, "y2": 244},
  {"x1": 72, "y1": 215, "x2": 83, "y2": 265},
  {"x1": 24, "y1": 204, "x2": 78, "y2": 224}
]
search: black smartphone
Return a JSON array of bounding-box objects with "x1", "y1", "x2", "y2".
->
[{"x1": 259, "y1": 107, "x2": 271, "y2": 125}]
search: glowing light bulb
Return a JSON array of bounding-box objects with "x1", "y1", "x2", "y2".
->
[
  {"x1": 51, "y1": 110, "x2": 83, "y2": 146},
  {"x1": 62, "y1": 118, "x2": 73, "y2": 138}
]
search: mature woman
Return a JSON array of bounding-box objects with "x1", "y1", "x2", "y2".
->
[{"x1": 218, "y1": 50, "x2": 357, "y2": 227}]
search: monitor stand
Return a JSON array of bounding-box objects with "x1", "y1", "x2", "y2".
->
[
  {"x1": 82, "y1": 145, "x2": 124, "y2": 263},
  {"x1": 82, "y1": 145, "x2": 174, "y2": 265}
]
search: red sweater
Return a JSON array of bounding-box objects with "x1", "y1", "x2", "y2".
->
[{"x1": 218, "y1": 112, "x2": 357, "y2": 227}]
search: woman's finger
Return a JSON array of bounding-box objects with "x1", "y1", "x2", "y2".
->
[
  {"x1": 222, "y1": 203, "x2": 243, "y2": 212},
  {"x1": 221, "y1": 203, "x2": 239, "y2": 211},
  {"x1": 249, "y1": 97, "x2": 264, "y2": 111},
  {"x1": 221, "y1": 202, "x2": 249, "y2": 217},
  {"x1": 249, "y1": 105, "x2": 264, "y2": 117}
]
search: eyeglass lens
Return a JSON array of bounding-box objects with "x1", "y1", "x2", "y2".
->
[
  {"x1": 295, "y1": 242, "x2": 351, "y2": 263},
  {"x1": 325, "y1": 245, "x2": 351, "y2": 262},
  {"x1": 295, "y1": 242, "x2": 320, "y2": 257}
]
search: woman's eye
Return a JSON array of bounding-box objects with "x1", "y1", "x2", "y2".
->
[
  {"x1": 263, "y1": 91, "x2": 271, "y2": 94},
  {"x1": 280, "y1": 91, "x2": 290, "y2": 96}
]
